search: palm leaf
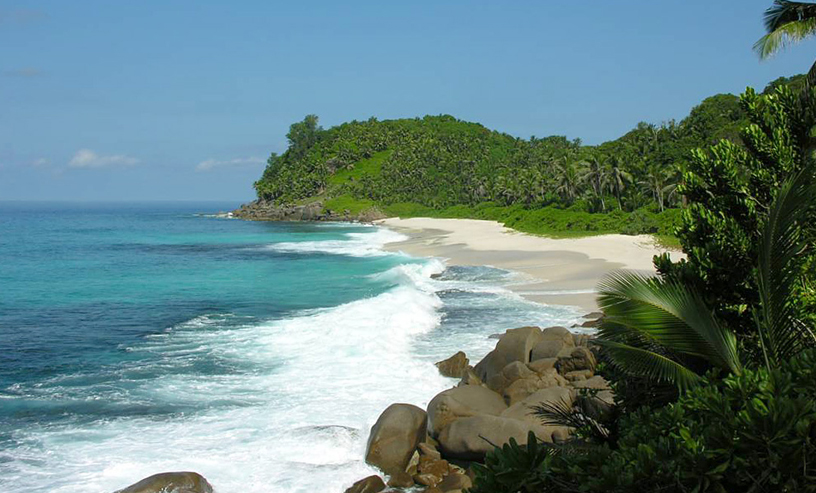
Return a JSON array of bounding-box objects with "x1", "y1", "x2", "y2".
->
[
  {"x1": 755, "y1": 165, "x2": 816, "y2": 365},
  {"x1": 592, "y1": 339, "x2": 702, "y2": 392},
  {"x1": 754, "y1": 17, "x2": 816, "y2": 59},
  {"x1": 597, "y1": 271, "x2": 742, "y2": 375}
]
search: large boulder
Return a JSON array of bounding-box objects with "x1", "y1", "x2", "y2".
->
[
  {"x1": 366, "y1": 403, "x2": 428, "y2": 476},
  {"x1": 435, "y1": 352, "x2": 469, "y2": 378},
  {"x1": 427, "y1": 385, "x2": 507, "y2": 437},
  {"x1": 114, "y1": 472, "x2": 213, "y2": 493},
  {"x1": 473, "y1": 327, "x2": 544, "y2": 382},
  {"x1": 344, "y1": 475, "x2": 386, "y2": 493},
  {"x1": 501, "y1": 387, "x2": 574, "y2": 442},
  {"x1": 437, "y1": 415, "x2": 541, "y2": 461},
  {"x1": 530, "y1": 326, "x2": 575, "y2": 361},
  {"x1": 503, "y1": 368, "x2": 568, "y2": 405}
]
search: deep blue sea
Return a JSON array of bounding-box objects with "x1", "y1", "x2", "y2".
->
[{"x1": 0, "y1": 202, "x2": 583, "y2": 493}]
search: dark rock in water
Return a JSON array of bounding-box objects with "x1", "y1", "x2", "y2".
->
[
  {"x1": 345, "y1": 475, "x2": 386, "y2": 493},
  {"x1": 435, "y1": 351, "x2": 469, "y2": 378},
  {"x1": 365, "y1": 403, "x2": 427, "y2": 476},
  {"x1": 487, "y1": 333, "x2": 503, "y2": 340},
  {"x1": 232, "y1": 199, "x2": 385, "y2": 223},
  {"x1": 113, "y1": 472, "x2": 213, "y2": 493},
  {"x1": 582, "y1": 311, "x2": 604, "y2": 319}
]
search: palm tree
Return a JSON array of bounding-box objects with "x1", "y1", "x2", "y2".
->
[
  {"x1": 581, "y1": 156, "x2": 608, "y2": 211},
  {"x1": 595, "y1": 164, "x2": 816, "y2": 390},
  {"x1": 554, "y1": 157, "x2": 583, "y2": 204},
  {"x1": 755, "y1": 1, "x2": 816, "y2": 91},
  {"x1": 606, "y1": 155, "x2": 632, "y2": 211}
]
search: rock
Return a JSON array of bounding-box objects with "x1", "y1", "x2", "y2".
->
[
  {"x1": 345, "y1": 475, "x2": 386, "y2": 493},
  {"x1": 556, "y1": 347, "x2": 596, "y2": 374},
  {"x1": 487, "y1": 333, "x2": 503, "y2": 340},
  {"x1": 582, "y1": 311, "x2": 604, "y2": 319},
  {"x1": 437, "y1": 472, "x2": 473, "y2": 492},
  {"x1": 418, "y1": 442, "x2": 442, "y2": 460},
  {"x1": 386, "y1": 471, "x2": 414, "y2": 488},
  {"x1": 418, "y1": 456, "x2": 450, "y2": 484},
  {"x1": 486, "y1": 361, "x2": 535, "y2": 393},
  {"x1": 114, "y1": 472, "x2": 213, "y2": 493},
  {"x1": 571, "y1": 375, "x2": 611, "y2": 390},
  {"x1": 457, "y1": 366, "x2": 483, "y2": 387},
  {"x1": 474, "y1": 326, "x2": 544, "y2": 382},
  {"x1": 438, "y1": 415, "x2": 543, "y2": 461},
  {"x1": 426, "y1": 385, "x2": 507, "y2": 437},
  {"x1": 435, "y1": 352, "x2": 469, "y2": 378},
  {"x1": 572, "y1": 333, "x2": 592, "y2": 347},
  {"x1": 365, "y1": 403, "x2": 428, "y2": 476},
  {"x1": 501, "y1": 387, "x2": 574, "y2": 443},
  {"x1": 527, "y1": 358, "x2": 557, "y2": 373},
  {"x1": 564, "y1": 369, "x2": 593, "y2": 382},
  {"x1": 414, "y1": 473, "x2": 442, "y2": 488},
  {"x1": 422, "y1": 488, "x2": 443, "y2": 493},
  {"x1": 503, "y1": 368, "x2": 568, "y2": 405},
  {"x1": 530, "y1": 326, "x2": 575, "y2": 361}
]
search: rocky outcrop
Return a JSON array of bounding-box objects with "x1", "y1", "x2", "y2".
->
[
  {"x1": 114, "y1": 472, "x2": 213, "y2": 493},
  {"x1": 435, "y1": 352, "x2": 469, "y2": 378},
  {"x1": 362, "y1": 324, "x2": 613, "y2": 488},
  {"x1": 232, "y1": 199, "x2": 385, "y2": 223},
  {"x1": 365, "y1": 403, "x2": 428, "y2": 476}
]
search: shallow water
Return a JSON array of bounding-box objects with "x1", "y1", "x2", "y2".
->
[{"x1": 0, "y1": 202, "x2": 585, "y2": 492}]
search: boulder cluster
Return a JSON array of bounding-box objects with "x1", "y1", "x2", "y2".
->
[{"x1": 350, "y1": 322, "x2": 611, "y2": 493}]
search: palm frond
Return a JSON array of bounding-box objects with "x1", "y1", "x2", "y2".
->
[
  {"x1": 592, "y1": 339, "x2": 702, "y2": 392},
  {"x1": 754, "y1": 17, "x2": 816, "y2": 58},
  {"x1": 597, "y1": 271, "x2": 742, "y2": 375},
  {"x1": 762, "y1": 0, "x2": 816, "y2": 32},
  {"x1": 756, "y1": 165, "x2": 816, "y2": 365},
  {"x1": 530, "y1": 397, "x2": 610, "y2": 443}
]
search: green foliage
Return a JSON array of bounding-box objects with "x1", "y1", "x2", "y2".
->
[
  {"x1": 597, "y1": 271, "x2": 741, "y2": 391},
  {"x1": 656, "y1": 85, "x2": 816, "y2": 337},
  {"x1": 470, "y1": 350, "x2": 816, "y2": 493}
]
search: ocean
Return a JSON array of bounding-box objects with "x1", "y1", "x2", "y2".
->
[{"x1": 0, "y1": 202, "x2": 584, "y2": 493}]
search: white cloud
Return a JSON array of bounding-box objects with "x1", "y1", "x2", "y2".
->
[
  {"x1": 68, "y1": 149, "x2": 139, "y2": 168},
  {"x1": 196, "y1": 156, "x2": 265, "y2": 172},
  {"x1": 30, "y1": 157, "x2": 48, "y2": 167}
]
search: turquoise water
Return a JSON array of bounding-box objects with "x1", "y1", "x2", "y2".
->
[{"x1": 0, "y1": 202, "x2": 583, "y2": 493}]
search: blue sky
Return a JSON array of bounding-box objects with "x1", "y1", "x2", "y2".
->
[{"x1": 1, "y1": 1, "x2": 814, "y2": 202}]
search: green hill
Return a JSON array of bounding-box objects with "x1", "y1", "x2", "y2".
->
[{"x1": 248, "y1": 75, "x2": 804, "y2": 242}]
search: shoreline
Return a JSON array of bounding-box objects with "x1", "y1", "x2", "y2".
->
[{"x1": 378, "y1": 217, "x2": 684, "y2": 312}]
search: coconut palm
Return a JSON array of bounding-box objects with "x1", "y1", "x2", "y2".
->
[
  {"x1": 755, "y1": 1, "x2": 816, "y2": 91},
  {"x1": 606, "y1": 155, "x2": 632, "y2": 211},
  {"x1": 595, "y1": 164, "x2": 816, "y2": 390},
  {"x1": 581, "y1": 156, "x2": 609, "y2": 211}
]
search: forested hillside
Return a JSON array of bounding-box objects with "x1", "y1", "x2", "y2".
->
[{"x1": 251, "y1": 75, "x2": 803, "y2": 240}]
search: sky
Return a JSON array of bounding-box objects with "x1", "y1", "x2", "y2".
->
[{"x1": 1, "y1": 1, "x2": 815, "y2": 202}]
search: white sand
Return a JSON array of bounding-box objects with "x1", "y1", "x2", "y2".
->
[{"x1": 377, "y1": 217, "x2": 685, "y2": 312}]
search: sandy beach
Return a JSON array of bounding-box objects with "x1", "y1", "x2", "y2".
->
[{"x1": 379, "y1": 217, "x2": 685, "y2": 312}]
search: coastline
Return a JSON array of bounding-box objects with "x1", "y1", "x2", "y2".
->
[{"x1": 378, "y1": 217, "x2": 685, "y2": 312}]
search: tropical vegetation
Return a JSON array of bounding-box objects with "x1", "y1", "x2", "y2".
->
[{"x1": 251, "y1": 78, "x2": 804, "y2": 240}]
